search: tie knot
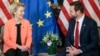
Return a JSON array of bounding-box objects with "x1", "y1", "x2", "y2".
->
[
  {"x1": 76, "y1": 21, "x2": 79, "y2": 24},
  {"x1": 76, "y1": 21, "x2": 79, "y2": 23}
]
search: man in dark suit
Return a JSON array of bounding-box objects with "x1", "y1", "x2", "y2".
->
[{"x1": 66, "y1": 1, "x2": 99, "y2": 56}]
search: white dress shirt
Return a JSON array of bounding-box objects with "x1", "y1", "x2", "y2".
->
[{"x1": 74, "y1": 14, "x2": 85, "y2": 47}]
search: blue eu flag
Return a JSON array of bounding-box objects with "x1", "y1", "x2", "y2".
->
[
  {"x1": 21, "y1": 0, "x2": 59, "y2": 56},
  {"x1": 51, "y1": 0, "x2": 58, "y2": 4}
]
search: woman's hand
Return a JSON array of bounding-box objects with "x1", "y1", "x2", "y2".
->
[
  {"x1": 17, "y1": 45, "x2": 28, "y2": 51},
  {"x1": 21, "y1": 46, "x2": 28, "y2": 51}
]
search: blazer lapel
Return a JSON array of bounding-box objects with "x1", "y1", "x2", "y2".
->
[
  {"x1": 21, "y1": 19, "x2": 26, "y2": 45},
  {"x1": 11, "y1": 19, "x2": 17, "y2": 42},
  {"x1": 80, "y1": 16, "x2": 87, "y2": 37},
  {"x1": 71, "y1": 19, "x2": 76, "y2": 41},
  {"x1": 72, "y1": 20, "x2": 76, "y2": 35}
]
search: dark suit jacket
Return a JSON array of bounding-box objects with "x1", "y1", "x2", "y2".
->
[{"x1": 66, "y1": 16, "x2": 99, "y2": 53}]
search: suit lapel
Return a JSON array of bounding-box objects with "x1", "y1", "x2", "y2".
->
[
  {"x1": 80, "y1": 16, "x2": 87, "y2": 37},
  {"x1": 72, "y1": 20, "x2": 75, "y2": 36},
  {"x1": 71, "y1": 19, "x2": 76, "y2": 41}
]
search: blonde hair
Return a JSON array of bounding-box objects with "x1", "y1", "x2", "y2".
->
[{"x1": 10, "y1": 3, "x2": 24, "y2": 16}]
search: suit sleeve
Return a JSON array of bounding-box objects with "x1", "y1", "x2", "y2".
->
[
  {"x1": 4, "y1": 23, "x2": 18, "y2": 49},
  {"x1": 65, "y1": 20, "x2": 72, "y2": 47},
  {"x1": 81, "y1": 20, "x2": 99, "y2": 53},
  {"x1": 25, "y1": 21, "x2": 32, "y2": 49}
]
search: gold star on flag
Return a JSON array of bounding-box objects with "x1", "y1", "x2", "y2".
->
[
  {"x1": 37, "y1": 19, "x2": 44, "y2": 27},
  {"x1": 45, "y1": 11, "x2": 52, "y2": 18},
  {"x1": 47, "y1": 1, "x2": 52, "y2": 7}
]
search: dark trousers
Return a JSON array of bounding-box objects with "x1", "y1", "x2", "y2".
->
[
  {"x1": 75, "y1": 50, "x2": 99, "y2": 56},
  {"x1": 4, "y1": 48, "x2": 29, "y2": 56},
  {"x1": 66, "y1": 49, "x2": 100, "y2": 56},
  {"x1": 80, "y1": 49, "x2": 100, "y2": 56}
]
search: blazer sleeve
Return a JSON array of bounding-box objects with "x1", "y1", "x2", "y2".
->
[
  {"x1": 81, "y1": 20, "x2": 99, "y2": 53},
  {"x1": 25, "y1": 21, "x2": 32, "y2": 49},
  {"x1": 65, "y1": 20, "x2": 73, "y2": 47},
  {"x1": 4, "y1": 23, "x2": 18, "y2": 49}
]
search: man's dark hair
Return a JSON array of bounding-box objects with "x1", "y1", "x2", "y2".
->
[{"x1": 70, "y1": 1, "x2": 84, "y2": 13}]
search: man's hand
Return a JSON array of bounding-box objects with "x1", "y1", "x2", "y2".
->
[
  {"x1": 71, "y1": 46, "x2": 82, "y2": 55},
  {"x1": 66, "y1": 47, "x2": 72, "y2": 52},
  {"x1": 66, "y1": 46, "x2": 82, "y2": 56},
  {"x1": 66, "y1": 47, "x2": 74, "y2": 56}
]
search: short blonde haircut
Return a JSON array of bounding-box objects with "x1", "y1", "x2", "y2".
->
[{"x1": 10, "y1": 3, "x2": 24, "y2": 16}]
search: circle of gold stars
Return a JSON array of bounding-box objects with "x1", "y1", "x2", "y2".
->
[{"x1": 36, "y1": 1, "x2": 53, "y2": 27}]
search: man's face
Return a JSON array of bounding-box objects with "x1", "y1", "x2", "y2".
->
[{"x1": 69, "y1": 6, "x2": 77, "y2": 18}]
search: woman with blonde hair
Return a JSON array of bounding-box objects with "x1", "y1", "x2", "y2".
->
[{"x1": 3, "y1": 3, "x2": 32, "y2": 56}]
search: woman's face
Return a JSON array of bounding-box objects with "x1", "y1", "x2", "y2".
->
[{"x1": 14, "y1": 6, "x2": 24, "y2": 19}]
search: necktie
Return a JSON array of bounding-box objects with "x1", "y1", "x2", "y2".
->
[{"x1": 75, "y1": 21, "x2": 79, "y2": 48}]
